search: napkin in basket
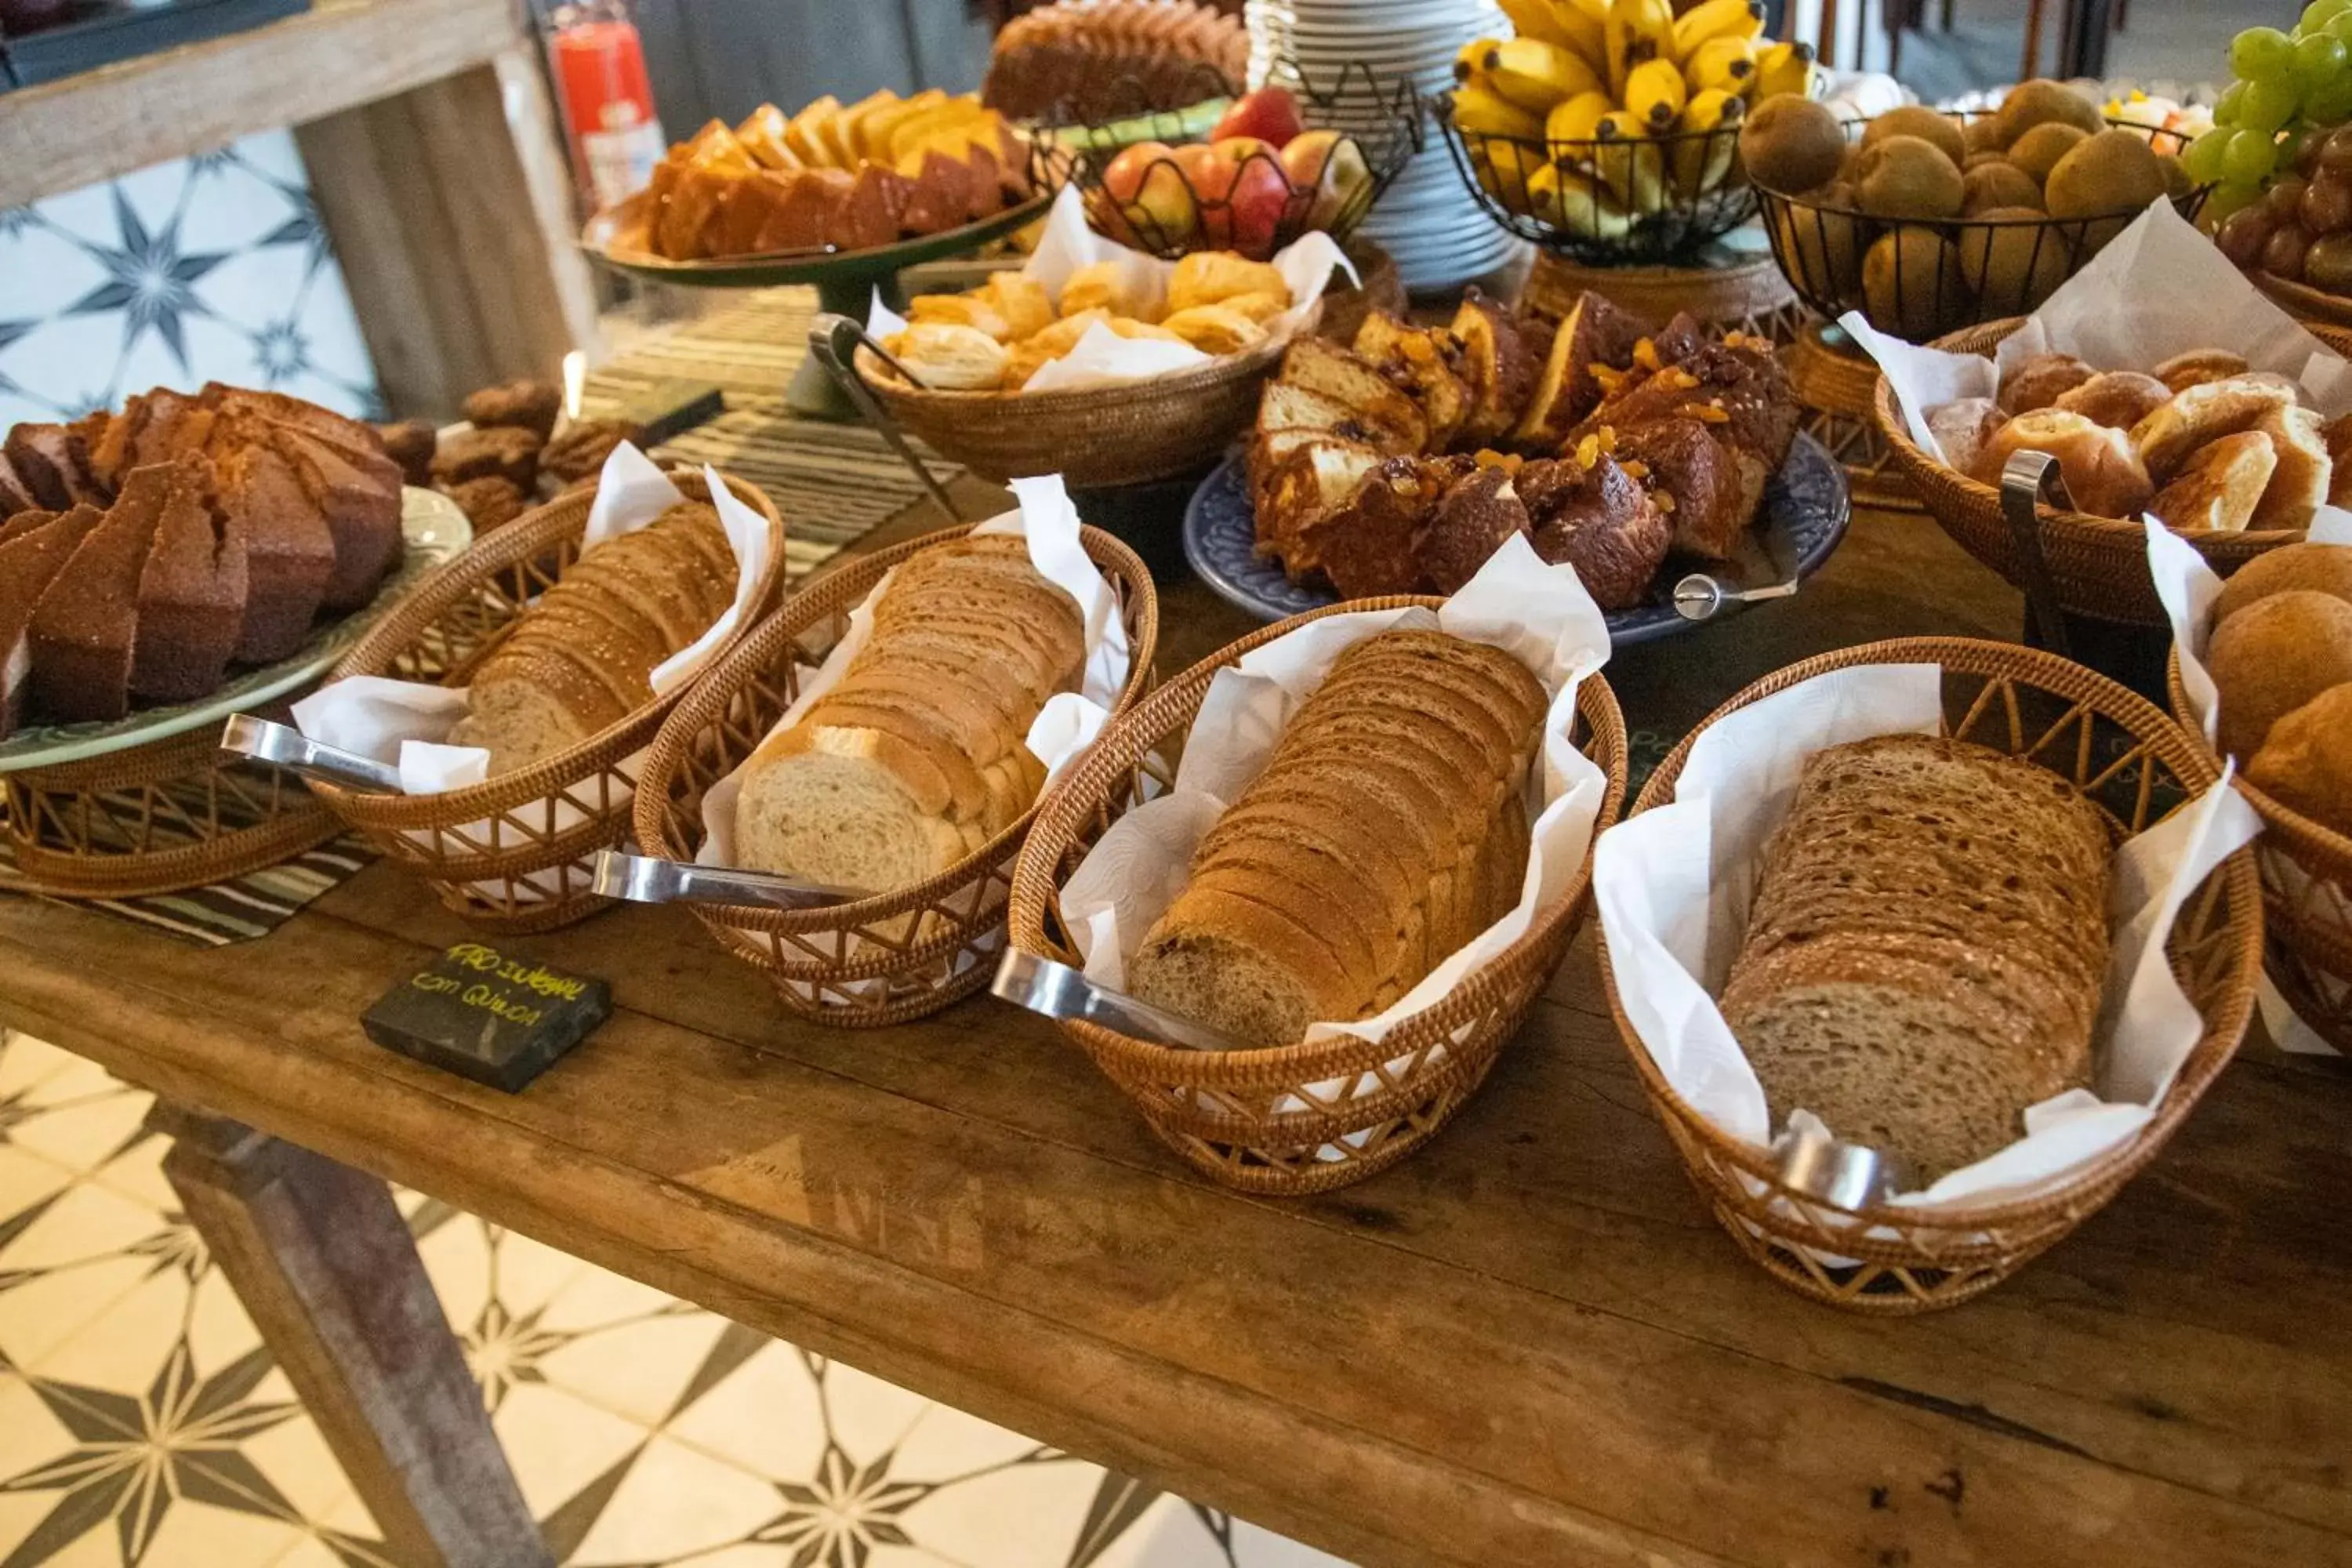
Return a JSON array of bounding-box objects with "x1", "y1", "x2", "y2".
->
[
  {"x1": 1592, "y1": 661, "x2": 2260, "y2": 1210},
  {"x1": 868, "y1": 184, "x2": 1354, "y2": 394}
]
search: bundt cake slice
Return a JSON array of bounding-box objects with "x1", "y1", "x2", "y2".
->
[
  {"x1": 221, "y1": 442, "x2": 338, "y2": 662},
  {"x1": 29, "y1": 470, "x2": 170, "y2": 724},
  {"x1": 273, "y1": 426, "x2": 402, "y2": 611},
  {"x1": 132, "y1": 456, "x2": 249, "y2": 702}
]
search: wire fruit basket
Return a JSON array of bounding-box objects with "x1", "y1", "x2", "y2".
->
[
  {"x1": 1755, "y1": 111, "x2": 2206, "y2": 340},
  {"x1": 1438, "y1": 96, "x2": 1754, "y2": 264},
  {"x1": 1050, "y1": 60, "x2": 1423, "y2": 261}
]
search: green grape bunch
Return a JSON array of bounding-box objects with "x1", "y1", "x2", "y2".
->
[{"x1": 2190, "y1": 0, "x2": 2352, "y2": 292}]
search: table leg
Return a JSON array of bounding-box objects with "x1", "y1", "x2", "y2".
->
[{"x1": 152, "y1": 1103, "x2": 553, "y2": 1568}]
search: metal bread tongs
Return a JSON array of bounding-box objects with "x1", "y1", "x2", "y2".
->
[
  {"x1": 1770, "y1": 1119, "x2": 1914, "y2": 1210},
  {"x1": 1670, "y1": 492, "x2": 1806, "y2": 623},
  {"x1": 991, "y1": 949, "x2": 1258, "y2": 1054},
  {"x1": 589, "y1": 849, "x2": 857, "y2": 913},
  {"x1": 219, "y1": 715, "x2": 402, "y2": 793},
  {"x1": 805, "y1": 313, "x2": 964, "y2": 524},
  {"x1": 1999, "y1": 448, "x2": 2074, "y2": 659}
]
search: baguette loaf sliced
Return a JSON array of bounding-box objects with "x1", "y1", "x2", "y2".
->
[
  {"x1": 1129, "y1": 628, "x2": 1544, "y2": 1049},
  {"x1": 1719, "y1": 735, "x2": 2112, "y2": 1181}
]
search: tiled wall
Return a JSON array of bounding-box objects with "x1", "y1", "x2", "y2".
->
[{"x1": 0, "y1": 130, "x2": 382, "y2": 430}]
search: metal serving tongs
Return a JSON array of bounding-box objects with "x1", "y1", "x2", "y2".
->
[
  {"x1": 1770, "y1": 1119, "x2": 1915, "y2": 1210},
  {"x1": 219, "y1": 714, "x2": 401, "y2": 793},
  {"x1": 805, "y1": 313, "x2": 964, "y2": 524},
  {"x1": 589, "y1": 849, "x2": 858, "y2": 913},
  {"x1": 1670, "y1": 493, "x2": 1806, "y2": 623},
  {"x1": 2000, "y1": 448, "x2": 2074, "y2": 659},
  {"x1": 991, "y1": 949, "x2": 1258, "y2": 1054}
]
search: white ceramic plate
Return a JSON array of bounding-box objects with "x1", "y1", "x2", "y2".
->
[{"x1": 0, "y1": 486, "x2": 472, "y2": 771}]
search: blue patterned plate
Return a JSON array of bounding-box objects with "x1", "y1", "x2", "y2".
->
[{"x1": 1182, "y1": 432, "x2": 1852, "y2": 643}]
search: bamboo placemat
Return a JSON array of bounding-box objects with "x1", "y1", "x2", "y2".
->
[{"x1": 577, "y1": 288, "x2": 963, "y2": 583}]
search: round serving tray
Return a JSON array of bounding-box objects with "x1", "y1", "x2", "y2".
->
[
  {"x1": 0, "y1": 486, "x2": 470, "y2": 772},
  {"x1": 579, "y1": 194, "x2": 1052, "y2": 290},
  {"x1": 1182, "y1": 432, "x2": 1850, "y2": 643}
]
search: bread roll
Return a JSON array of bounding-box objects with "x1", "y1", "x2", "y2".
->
[
  {"x1": 2247, "y1": 684, "x2": 2352, "y2": 836},
  {"x1": 2206, "y1": 589, "x2": 2352, "y2": 762},
  {"x1": 1059, "y1": 260, "x2": 1160, "y2": 321},
  {"x1": 1926, "y1": 397, "x2": 2004, "y2": 476},
  {"x1": 1997, "y1": 352, "x2": 2095, "y2": 415},
  {"x1": 1973, "y1": 408, "x2": 2151, "y2": 517},
  {"x1": 2053, "y1": 371, "x2": 2171, "y2": 431},
  {"x1": 2249, "y1": 405, "x2": 2332, "y2": 531},
  {"x1": 2152, "y1": 349, "x2": 2249, "y2": 393},
  {"x1": 887, "y1": 322, "x2": 1009, "y2": 390},
  {"x1": 1127, "y1": 630, "x2": 1545, "y2": 1048},
  {"x1": 1719, "y1": 735, "x2": 2111, "y2": 1181},
  {"x1": 1167, "y1": 252, "x2": 1289, "y2": 314},
  {"x1": 2148, "y1": 431, "x2": 2276, "y2": 533},
  {"x1": 2213, "y1": 539, "x2": 2352, "y2": 623},
  {"x1": 733, "y1": 535, "x2": 1085, "y2": 894},
  {"x1": 1161, "y1": 304, "x2": 1269, "y2": 357},
  {"x1": 2132, "y1": 376, "x2": 2299, "y2": 483}
]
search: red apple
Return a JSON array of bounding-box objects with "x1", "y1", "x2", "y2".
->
[
  {"x1": 1279, "y1": 129, "x2": 1373, "y2": 230},
  {"x1": 1210, "y1": 86, "x2": 1306, "y2": 150},
  {"x1": 1184, "y1": 137, "x2": 1292, "y2": 256},
  {"x1": 1102, "y1": 140, "x2": 1199, "y2": 245}
]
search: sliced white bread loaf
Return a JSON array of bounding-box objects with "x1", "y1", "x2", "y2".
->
[
  {"x1": 1127, "y1": 629, "x2": 1546, "y2": 1049},
  {"x1": 731, "y1": 535, "x2": 1084, "y2": 895},
  {"x1": 1718, "y1": 734, "x2": 2113, "y2": 1181}
]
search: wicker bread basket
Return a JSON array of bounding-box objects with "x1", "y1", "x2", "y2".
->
[
  {"x1": 1004, "y1": 599, "x2": 1631, "y2": 1195},
  {"x1": 851, "y1": 318, "x2": 1303, "y2": 489},
  {"x1": 2, "y1": 695, "x2": 339, "y2": 898},
  {"x1": 1600, "y1": 637, "x2": 2264, "y2": 1312},
  {"x1": 1874, "y1": 318, "x2": 2352, "y2": 625},
  {"x1": 633, "y1": 522, "x2": 1158, "y2": 1025},
  {"x1": 306, "y1": 470, "x2": 786, "y2": 933},
  {"x1": 2168, "y1": 651, "x2": 2352, "y2": 1053}
]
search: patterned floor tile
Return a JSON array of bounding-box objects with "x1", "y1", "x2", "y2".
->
[{"x1": 0, "y1": 1032, "x2": 1347, "y2": 1568}]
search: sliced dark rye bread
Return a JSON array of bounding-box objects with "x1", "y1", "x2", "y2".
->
[
  {"x1": 28, "y1": 474, "x2": 172, "y2": 723},
  {"x1": 130, "y1": 456, "x2": 248, "y2": 702},
  {"x1": 1270, "y1": 742, "x2": 1467, "y2": 956},
  {"x1": 218, "y1": 442, "x2": 337, "y2": 662},
  {"x1": 1130, "y1": 882, "x2": 1361, "y2": 1048},
  {"x1": 1187, "y1": 838, "x2": 1401, "y2": 995}
]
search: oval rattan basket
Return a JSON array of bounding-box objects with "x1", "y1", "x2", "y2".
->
[
  {"x1": 2168, "y1": 650, "x2": 2352, "y2": 1054},
  {"x1": 853, "y1": 320, "x2": 1301, "y2": 489},
  {"x1": 633, "y1": 521, "x2": 1158, "y2": 1025},
  {"x1": 305, "y1": 470, "x2": 786, "y2": 933},
  {"x1": 1, "y1": 693, "x2": 339, "y2": 898},
  {"x1": 1753, "y1": 111, "x2": 2206, "y2": 340},
  {"x1": 1873, "y1": 318, "x2": 2352, "y2": 625},
  {"x1": 1600, "y1": 636, "x2": 2263, "y2": 1312},
  {"x1": 1004, "y1": 598, "x2": 1631, "y2": 1196}
]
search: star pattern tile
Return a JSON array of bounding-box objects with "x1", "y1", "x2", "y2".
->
[
  {"x1": 0, "y1": 132, "x2": 381, "y2": 427},
  {"x1": 0, "y1": 1033, "x2": 1355, "y2": 1568}
]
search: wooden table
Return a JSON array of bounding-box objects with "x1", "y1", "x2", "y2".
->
[{"x1": 2, "y1": 490, "x2": 2349, "y2": 1568}]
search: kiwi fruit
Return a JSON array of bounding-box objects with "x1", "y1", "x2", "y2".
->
[
  {"x1": 1962, "y1": 160, "x2": 2045, "y2": 215},
  {"x1": 2158, "y1": 152, "x2": 2190, "y2": 201},
  {"x1": 2007, "y1": 122, "x2": 2089, "y2": 183},
  {"x1": 1862, "y1": 105, "x2": 1969, "y2": 169},
  {"x1": 1771, "y1": 180, "x2": 1868, "y2": 296},
  {"x1": 1991, "y1": 78, "x2": 2106, "y2": 149},
  {"x1": 1741, "y1": 96, "x2": 1849, "y2": 195},
  {"x1": 2045, "y1": 128, "x2": 2167, "y2": 220},
  {"x1": 1864, "y1": 229, "x2": 1969, "y2": 339},
  {"x1": 1961, "y1": 116, "x2": 2005, "y2": 155},
  {"x1": 1855, "y1": 135, "x2": 1965, "y2": 220},
  {"x1": 1958, "y1": 209, "x2": 2072, "y2": 311},
  {"x1": 1964, "y1": 150, "x2": 2009, "y2": 170}
]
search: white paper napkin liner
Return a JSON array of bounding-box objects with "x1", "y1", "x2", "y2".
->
[
  {"x1": 1590, "y1": 659, "x2": 2263, "y2": 1211},
  {"x1": 1059, "y1": 534, "x2": 1613, "y2": 1106},
  {"x1": 867, "y1": 183, "x2": 1357, "y2": 394},
  {"x1": 1850, "y1": 198, "x2": 2352, "y2": 463},
  {"x1": 697, "y1": 473, "x2": 1130, "y2": 870},
  {"x1": 290, "y1": 444, "x2": 769, "y2": 793}
]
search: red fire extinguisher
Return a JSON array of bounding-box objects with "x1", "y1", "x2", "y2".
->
[{"x1": 544, "y1": 0, "x2": 667, "y2": 212}]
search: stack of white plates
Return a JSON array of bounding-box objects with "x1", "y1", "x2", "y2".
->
[{"x1": 1247, "y1": 0, "x2": 1523, "y2": 292}]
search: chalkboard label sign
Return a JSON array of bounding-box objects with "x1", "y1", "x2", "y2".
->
[{"x1": 361, "y1": 942, "x2": 612, "y2": 1092}]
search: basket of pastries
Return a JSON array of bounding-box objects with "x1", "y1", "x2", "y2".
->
[
  {"x1": 0, "y1": 384, "x2": 463, "y2": 895},
  {"x1": 2154, "y1": 521, "x2": 2352, "y2": 1051},
  {"x1": 630, "y1": 477, "x2": 1154, "y2": 1025},
  {"x1": 851, "y1": 184, "x2": 1349, "y2": 488},
  {"x1": 1748, "y1": 81, "x2": 2205, "y2": 340},
  {"x1": 1004, "y1": 539, "x2": 1628, "y2": 1193},
  {"x1": 593, "y1": 89, "x2": 1036, "y2": 266},
  {"x1": 373, "y1": 376, "x2": 643, "y2": 539},
  {"x1": 1051, "y1": 68, "x2": 1421, "y2": 263},
  {"x1": 1439, "y1": 0, "x2": 1820, "y2": 262},
  {"x1": 1594, "y1": 636, "x2": 2265, "y2": 1311},
  {"x1": 281, "y1": 449, "x2": 784, "y2": 931},
  {"x1": 1236, "y1": 285, "x2": 1832, "y2": 631},
  {"x1": 1864, "y1": 198, "x2": 2352, "y2": 623}
]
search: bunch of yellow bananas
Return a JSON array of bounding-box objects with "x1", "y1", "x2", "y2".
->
[{"x1": 1451, "y1": 0, "x2": 1817, "y2": 241}]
